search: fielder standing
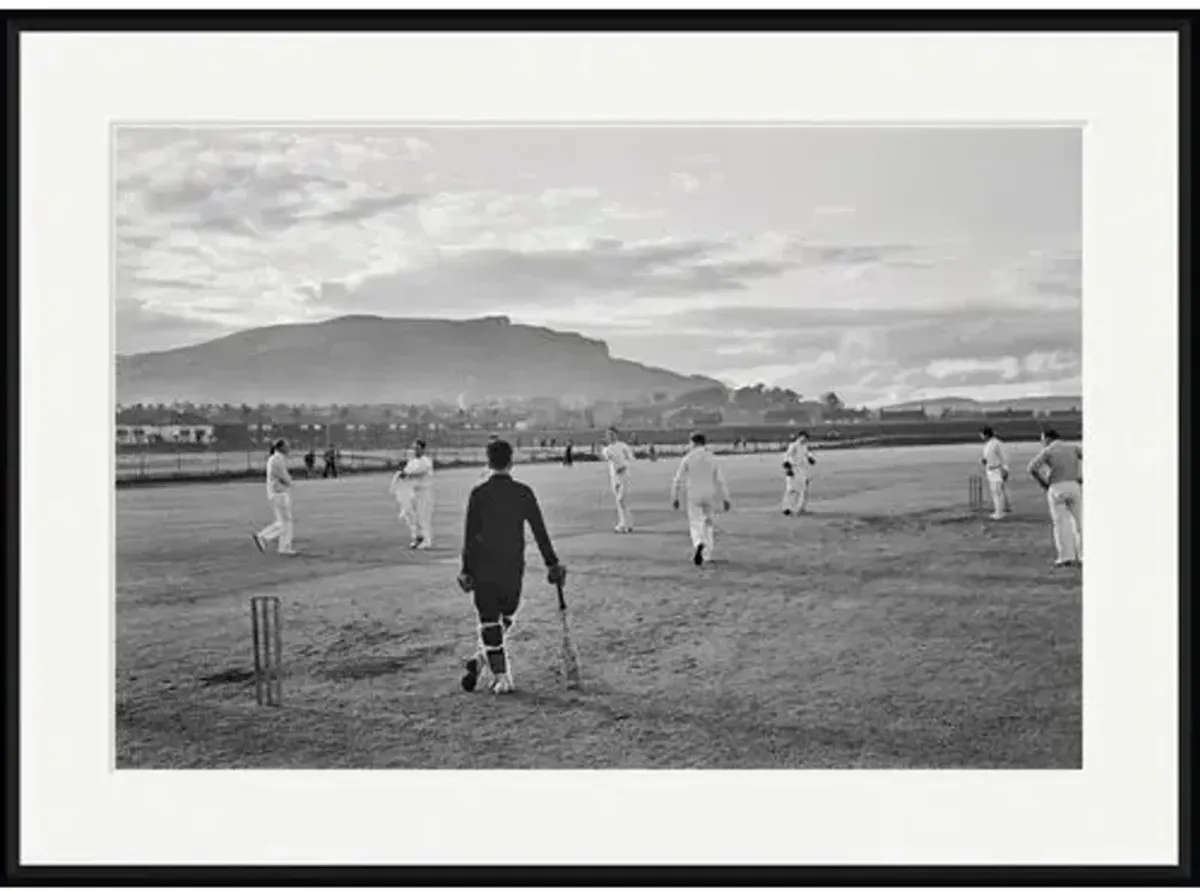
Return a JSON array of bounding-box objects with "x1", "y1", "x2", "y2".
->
[
  {"x1": 601, "y1": 426, "x2": 636, "y2": 533},
  {"x1": 252, "y1": 438, "x2": 297, "y2": 556},
  {"x1": 390, "y1": 439, "x2": 435, "y2": 549},
  {"x1": 457, "y1": 439, "x2": 567, "y2": 694},
  {"x1": 1026, "y1": 428, "x2": 1083, "y2": 567},
  {"x1": 781, "y1": 430, "x2": 817, "y2": 516},
  {"x1": 979, "y1": 425, "x2": 1013, "y2": 520},
  {"x1": 671, "y1": 431, "x2": 732, "y2": 566}
]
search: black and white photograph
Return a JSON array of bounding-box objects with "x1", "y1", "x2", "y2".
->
[
  {"x1": 114, "y1": 124, "x2": 1084, "y2": 769},
  {"x1": 12, "y1": 21, "x2": 1184, "y2": 877}
]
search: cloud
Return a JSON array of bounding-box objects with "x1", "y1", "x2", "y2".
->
[
  {"x1": 115, "y1": 299, "x2": 233, "y2": 355},
  {"x1": 308, "y1": 236, "x2": 797, "y2": 317},
  {"x1": 926, "y1": 357, "x2": 1021, "y2": 381},
  {"x1": 670, "y1": 172, "x2": 701, "y2": 194},
  {"x1": 113, "y1": 127, "x2": 1080, "y2": 407},
  {"x1": 989, "y1": 247, "x2": 1082, "y2": 307},
  {"x1": 553, "y1": 300, "x2": 1080, "y2": 404}
]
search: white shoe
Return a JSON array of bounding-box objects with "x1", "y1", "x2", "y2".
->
[
  {"x1": 278, "y1": 548, "x2": 298, "y2": 556},
  {"x1": 416, "y1": 540, "x2": 432, "y2": 550},
  {"x1": 491, "y1": 674, "x2": 515, "y2": 694}
]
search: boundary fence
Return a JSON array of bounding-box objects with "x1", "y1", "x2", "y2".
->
[{"x1": 114, "y1": 416, "x2": 1080, "y2": 487}]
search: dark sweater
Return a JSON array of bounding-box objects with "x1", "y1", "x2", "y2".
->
[{"x1": 461, "y1": 472, "x2": 559, "y2": 588}]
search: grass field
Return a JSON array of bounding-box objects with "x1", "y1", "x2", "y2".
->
[{"x1": 115, "y1": 442, "x2": 1082, "y2": 769}]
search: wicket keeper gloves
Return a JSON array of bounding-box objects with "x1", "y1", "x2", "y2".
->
[
  {"x1": 783, "y1": 461, "x2": 795, "y2": 477},
  {"x1": 546, "y1": 563, "x2": 567, "y2": 587},
  {"x1": 456, "y1": 572, "x2": 475, "y2": 593}
]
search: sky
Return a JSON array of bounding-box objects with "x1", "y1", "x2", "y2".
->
[{"x1": 115, "y1": 126, "x2": 1081, "y2": 406}]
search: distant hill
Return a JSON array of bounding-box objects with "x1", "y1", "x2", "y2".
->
[
  {"x1": 881, "y1": 395, "x2": 1083, "y2": 414},
  {"x1": 115, "y1": 315, "x2": 720, "y2": 405}
]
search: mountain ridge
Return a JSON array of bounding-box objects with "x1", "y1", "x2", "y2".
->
[{"x1": 115, "y1": 315, "x2": 720, "y2": 405}]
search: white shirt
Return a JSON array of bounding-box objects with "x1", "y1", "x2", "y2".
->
[
  {"x1": 783, "y1": 440, "x2": 812, "y2": 474},
  {"x1": 266, "y1": 452, "x2": 292, "y2": 497},
  {"x1": 403, "y1": 455, "x2": 435, "y2": 492},
  {"x1": 671, "y1": 446, "x2": 730, "y2": 503},
  {"x1": 982, "y1": 437, "x2": 1009, "y2": 471},
  {"x1": 602, "y1": 441, "x2": 635, "y2": 482},
  {"x1": 1028, "y1": 440, "x2": 1083, "y2": 486}
]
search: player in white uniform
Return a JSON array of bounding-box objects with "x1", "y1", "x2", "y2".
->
[
  {"x1": 390, "y1": 439, "x2": 436, "y2": 549},
  {"x1": 601, "y1": 427, "x2": 636, "y2": 533},
  {"x1": 781, "y1": 430, "x2": 817, "y2": 515},
  {"x1": 979, "y1": 426, "x2": 1012, "y2": 520},
  {"x1": 1027, "y1": 428, "x2": 1083, "y2": 567},
  {"x1": 252, "y1": 439, "x2": 297, "y2": 556},
  {"x1": 671, "y1": 431, "x2": 731, "y2": 566}
]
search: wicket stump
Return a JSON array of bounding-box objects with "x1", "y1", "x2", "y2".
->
[
  {"x1": 250, "y1": 596, "x2": 283, "y2": 707},
  {"x1": 968, "y1": 474, "x2": 986, "y2": 512}
]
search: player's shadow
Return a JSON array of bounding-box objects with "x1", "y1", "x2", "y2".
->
[
  {"x1": 319, "y1": 642, "x2": 457, "y2": 681},
  {"x1": 198, "y1": 667, "x2": 256, "y2": 687}
]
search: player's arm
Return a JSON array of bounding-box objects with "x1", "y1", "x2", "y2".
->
[
  {"x1": 460, "y1": 489, "x2": 483, "y2": 578},
  {"x1": 523, "y1": 487, "x2": 562, "y2": 573},
  {"x1": 275, "y1": 458, "x2": 293, "y2": 487},
  {"x1": 715, "y1": 461, "x2": 732, "y2": 509},
  {"x1": 670, "y1": 454, "x2": 689, "y2": 505},
  {"x1": 1027, "y1": 448, "x2": 1050, "y2": 490}
]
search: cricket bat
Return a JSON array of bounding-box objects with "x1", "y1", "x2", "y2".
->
[{"x1": 555, "y1": 582, "x2": 582, "y2": 689}]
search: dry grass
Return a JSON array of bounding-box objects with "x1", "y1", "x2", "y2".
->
[{"x1": 116, "y1": 442, "x2": 1081, "y2": 769}]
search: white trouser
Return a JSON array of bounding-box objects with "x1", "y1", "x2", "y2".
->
[
  {"x1": 782, "y1": 472, "x2": 810, "y2": 511},
  {"x1": 687, "y1": 497, "x2": 716, "y2": 557},
  {"x1": 1046, "y1": 480, "x2": 1083, "y2": 563},
  {"x1": 985, "y1": 468, "x2": 1012, "y2": 517},
  {"x1": 400, "y1": 488, "x2": 435, "y2": 543},
  {"x1": 258, "y1": 492, "x2": 294, "y2": 552},
  {"x1": 612, "y1": 475, "x2": 632, "y2": 529}
]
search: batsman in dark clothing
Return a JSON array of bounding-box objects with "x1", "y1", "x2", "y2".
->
[{"x1": 457, "y1": 439, "x2": 567, "y2": 694}]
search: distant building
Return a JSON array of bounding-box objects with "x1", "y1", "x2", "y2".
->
[
  {"x1": 115, "y1": 408, "x2": 215, "y2": 445},
  {"x1": 115, "y1": 423, "x2": 214, "y2": 445}
]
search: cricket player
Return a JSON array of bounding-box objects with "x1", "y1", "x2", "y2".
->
[
  {"x1": 781, "y1": 430, "x2": 817, "y2": 515},
  {"x1": 601, "y1": 427, "x2": 636, "y2": 532},
  {"x1": 671, "y1": 431, "x2": 732, "y2": 566},
  {"x1": 390, "y1": 439, "x2": 435, "y2": 549},
  {"x1": 1027, "y1": 428, "x2": 1083, "y2": 567},
  {"x1": 979, "y1": 426, "x2": 1013, "y2": 520},
  {"x1": 252, "y1": 439, "x2": 297, "y2": 556},
  {"x1": 457, "y1": 438, "x2": 567, "y2": 694}
]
